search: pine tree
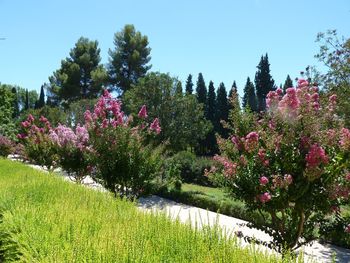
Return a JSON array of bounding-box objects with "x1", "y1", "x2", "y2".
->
[
  {"x1": 216, "y1": 82, "x2": 229, "y2": 137},
  {"x1": 185, "y1": 74, "x2": 194, "y2": 94},
  {"x1": 108, "y1": 24, "x2": 151, "y2": 93},
  {"x1": 243, "y1": 77, "x2": 257, "y2": 111},
  {"x1": 205, "y1": 81, "x2": 218, "y2": 154},
  {"x1": 255, "y1": 54, "x2": 275, "y2": 111},
  {"x1": 283, "y1": 74, "x2": 293, "y2": 93},
  {"x1": 228, "y1": 81, "x2": 239, "y2": 111},
  {"x1": 25, "y1": 89, "x2": 29, "y2": 110},
  {"x1": 196, "y1": 73, "x2": 207, "y2": 107},
  {"x1": 48, "y1": 37, "x2": 107, "y2": 105},
  {"x1": 11, "y1": 87, "x2": 19, "y2": 118},
  {"x1": 207, "y1": 81, "x2": 216, "y2": 122},
  {"x1": 35, "y1": 85, "x2": 46, "y2": 109}
]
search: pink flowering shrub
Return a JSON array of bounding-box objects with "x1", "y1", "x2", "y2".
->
[
  {"x1": 49, "y1": 124, "x2": 91, "y2": 183},
  {"x1": 18, "y1": 114, "x2": 59, "y2": 170},
  {"x1": 85, "y1": 90, "x2": 161, "y2": 198},
  {"x1": 0, "y1": 135, "x2": 13, "y2": 157},
  {"x1": 208, "y1": 79, "x2": 350, "y2": 253}
]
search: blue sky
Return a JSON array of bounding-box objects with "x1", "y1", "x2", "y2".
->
[{"x1": 0, "y1": 0, "x2": 349, "y2": 97}]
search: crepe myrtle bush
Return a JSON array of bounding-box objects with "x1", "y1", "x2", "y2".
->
[
  {"x1": 84, "y1": 90, "x2": 161, "y2": 199},
  {"x1": 207, "y1": 79, "x2": 350, "y2": 254},
  {"x1": 0, "y1": 135, "x2": 13, "y2": 157},
  {"x1": 18, "y1": 115, "x2": 59, "y2": 171}
]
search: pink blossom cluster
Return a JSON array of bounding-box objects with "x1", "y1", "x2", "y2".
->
[
  {"x1": 231, "y1": 136, "x2": 243, "y2": 151},
  {"x1": 345, "y1": 224, "x2": 350, "y2": 234},
  {"x1": 49, "y1": 124, "x2": 89, "y2": 150},
  {"x1": 329, "y1": 185, "x2": 350, "y2": 200},
  {"x1": 213, "y1": 155, "x2": 237, "y2": 178},
  {"x1": 278, "y1": 88, "x2": 300, "y2": 118},
  {"x1": 18, "y1": 115, "x2": 51, "y2": 140},
  {"x1": 259, "y1": 192, "x2": 271, "y2": 203},
  {"x1": 266, "y1": 88, "x2": 283, "y2": 110},
  {"x1": 339, "y1": 128, "x2": 350, "y2": 150},
  {"x1": 149, "y1": 118, "x2": 161, "y2": 134},
  {"x1": 138, "y1": 105, "x2": 148, "y2": 119},
  {"x1": 305, "y1": 144, "x2": 328, "y2": 169},
  {"x1": 259, "y1": 176, "x2": 269, "y2": 185},
  {"x1": 244, "y1": 132, "x2": 259, "y2": 152},
  {"x1": 257, "y1": 148, "x2": 269, "y2": 166}
]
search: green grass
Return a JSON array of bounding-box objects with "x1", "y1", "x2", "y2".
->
[{"x1": 0, "y1": 159, "x2": 299, "y2": 262}]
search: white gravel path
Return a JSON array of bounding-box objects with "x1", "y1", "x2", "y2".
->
[{"x1": 8, "y1": 156, "x2": 350, "y2": 263}]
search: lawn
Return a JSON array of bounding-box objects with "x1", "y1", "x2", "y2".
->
[{"x1": 0, "y1": 159, "x2": 294, "y2": 262}]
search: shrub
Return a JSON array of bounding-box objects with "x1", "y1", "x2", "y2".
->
[
  {"x1": 85, "y1": 91, "x2": 161, "y2": 199},
  {"x1": 208, "y1": 79, "x2": 350, "y2": 254},
  {"x1": 49, "y1": 124, "x2": 91, "y2": 183},
  {"x1": 165, "y1": 151, "x2": 213, "y2": 186},
  {"x1": 0, "y1": 136, "x2": 13, "y2": 157},
  {"x1": 17, "y1": 115, "x2": 58, "y2": 170}
]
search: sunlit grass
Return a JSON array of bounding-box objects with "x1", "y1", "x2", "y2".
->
[{"x1": 0, "y1": 159, "x2": 300, "y2": 262}]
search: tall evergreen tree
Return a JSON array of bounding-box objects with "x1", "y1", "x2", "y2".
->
[
  {"x1": 283, "y1": 74, "x2": 293, "y2": 93},
  {"x1": 11, "y1": 87, "x2": 19, "y2": 118},
  {"x1": 216, "y1": 82, "x2": 229, "y2": 137},
  {"x1": 228, "y1": 81, "x2": 238, "y2": 111},
  {"x1": 205, "y1": 80, "x2": 218, "y2": 154},
  {"x1": 47, "y1": 37, "x2": 107, "y2": 106},
  {"x1": 243, "y1": 77, "x2": 257, "y2": 111},
  {"x1": 25, "y1": 89, "x2": 29, "y2": 110},
  {"x1": 196, "y1": 73, "x2": 207, "y2": 106},
  {"x1": 108, "y1": 24, "x2": 151, "y2": 93},
  {"x1": 207, "y1": 81, "x2": 216, "y2": 122},
  {"x1": 255, "y1": 54, "x2": 275, "y2": 111},
  {"x1": 185, "y1": 74, "x2": 194, "y2": 94},
  {"x1": 35, "y1": 85, "x2": 46, "y2": 109}
]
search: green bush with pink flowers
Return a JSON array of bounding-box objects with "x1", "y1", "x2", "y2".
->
[{"x1": 208, "y1": 79, "x2": 350, "y2": 253}]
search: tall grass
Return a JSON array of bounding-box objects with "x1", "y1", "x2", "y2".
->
[{"x1": 0, "y1": 159, "x2": 299, "y2": 262}]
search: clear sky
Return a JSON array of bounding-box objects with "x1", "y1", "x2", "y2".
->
[{"x1": 0, "y1": 0, "x2": 349, "y2": 97}]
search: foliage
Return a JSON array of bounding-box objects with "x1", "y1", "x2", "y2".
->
[
  {"x1": 196, "y1": 73, "x2": 207, "y2": 109},
  {"x1": 85, "y1": 90, "x2": 161, "y2": 198},
  {"x1": 216, "y1": 82, "x2": 229, "y2": 138},
  {"x1": 242, "y1": 77, "x2": 257, "y2": 112},
  {"x1": 0, "y1": 85, "x2": 17, "y2": 140},
  {"x1": 208, "y1": 79, "x2": 350, "y2": 253},
  {"x1": 108, "y1": 24, "x2": 151, "y2": 94},
  {"x1": 255, "y1": 54, "x2": 275, "y2": 111},
  {"x1": 19, "y1": 105, "x2": 68, "y2": 127},
  {"x1": 47, "y1": 37, "x2": 107, "y2": 106},
  {"x1": 66, "y1": 98, "x2": 97, "y2": 128},
  {"x1": 185, "y1": 74, "x2": 194, "y2": 94},
  {"x1": 16, "y1": 87, "x2": 38, "y2": 111},
  {"x1": 165, "y1": 151, "x2": 214, "y2": 185},
  {"x1": 205, "y1": 81, "x2": 218, "y2": 154},
  {"x1": 319, "y1": 212, "x2": 350, "y2": 248},
  {"x1": 11, "y1": 87, "x2": 19, "y2": 118},
  {"x1": 124, "y1": 72, "x2": 210, "y2": 152},
  {"x1": 315, "y1": 30, "x2": 350, "y2": 126},
  {"x1": 35, "y1": 85, "x2": 45, "y2": 109},
  {"x1": 0, "y1": 159, "x2": 288, "y2": 263},
  {"x1": 283, "y1": 75, "x2": 293, "y2": 94},
  {"x1": 0, "y1": 136, "x2": 13, "y2": 157}
]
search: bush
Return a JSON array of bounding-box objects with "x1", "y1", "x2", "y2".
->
[
  {"x1": 86, "y1": 91, "x2": 161, "y2": 199},
  {"x1": 0, "y1": 136, "x2": 13, "y2": 157},
  {"x1": 208, "y1": 79, "x2": 350, "y2": 253},
  {"x1": 165, "y1": 151, "x2": 213, "y2": 186},
  {"x1": 319, "y1": 213, "x2": 350, "y2": 248}
]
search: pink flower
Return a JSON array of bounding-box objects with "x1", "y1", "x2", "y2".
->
[
  {"x1": 17, "y1": 133, "x2": 27, "y2": 139},
  {"x1": 276, "y1": 88, "x2": 283, "y2": 96},
  {"x1": 297, "y1": 79, "x2": 309, "y2": 88},
  {"x1": 27, "y1": 114, "x2": 35, "y2": 123},
  {"x1": 150, "y1": 118, "x2": 161, "y2": 134},
  {"x1": 259, "y1": 192, "x2": 271, "y2": 203},
  {"x1": 345, "y1": 173, "x2": 350, "y2": 181},
  {"x1": 101, "y1": 119, "x2": 109, "y2": 129},
  {"x1": 329, "y1": 94, "x2": 337, "y2": 104},
  {"x1": 21, "y1": 121, "x2": 30, "y2": 128},
  {"x1": 345, "y1": 224, "x2": 350, "y2": 234},
  {"x1": 266, "y1": 91, "x2": 280, "y2": 110},
  {"x1": 39, "y1": 116, "x2": 48, "y2": 123},
  {"x1": 231, "y1": 136, "x2": 243, "y2": 150},
  {"x1": 138, "y1": 105, "x2": 148, "y2": 119},
  {"x1": 258, "y1": 149, "x2": 269, "y2": 166},
  {"x1": 278, "y1": 88, "x2": 300, "y2": 118},
  {"x1": 340, "y1": 128, "x2": 350, "y2": 150},
  {"x1": 259, "y1": 176, "x2": 269, "y2": 185},
  {"x1": 305, "y1": 144, "x2": 329, "y2": 168},
  {"x1": 244, "y1": 132, "x2": 259, "y2": 152}
]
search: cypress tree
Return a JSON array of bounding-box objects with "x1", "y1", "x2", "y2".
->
[
  {"x1": 196, "y1": 73, "x2": 207, "y2": 108},
  {"x1": 25, "y1": 89, "x2": 29, "y2": 110},
  {"x1": 207, "y1": 81, "x2": 216, "y2": 122},
  {"x1": 283, "y1": 74, "x2": 293, "y2": 93},
  {"x1": 35, "y1": 85, "x2": 45, "y2": 109},
  {"x1": 216, "y1": 82, "x2": 229, "y2": 137},
  {"x1": 228, "y1": 81, "x2": 239, "y2": 112},
  {"x1": 255, "y1": 54, "x2": 275, "y2": 111},
  {"x1": 204, "y1": 81, "x2": 218, "y2": 154},
  {"x1": 243, "y1": 77, "x2": 257, "y2": 111},
  {"x1": 11, "y1": 87, "x2": 19, "y2": 118},
  {"x1": 185, "y1": 74, "x2": 194, "y2": 94}
]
